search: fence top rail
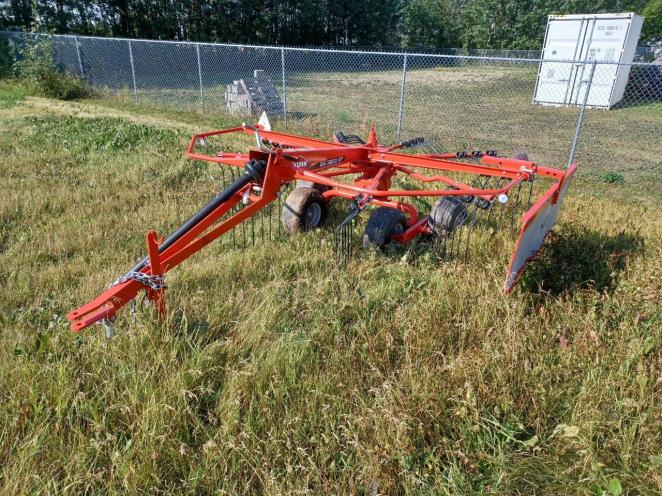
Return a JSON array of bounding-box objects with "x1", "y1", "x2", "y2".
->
[{"x1": 1, "y1": 30, "x2": 658, "y2": 67}]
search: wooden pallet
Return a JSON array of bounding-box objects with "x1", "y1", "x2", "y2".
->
[{"x1": 225, "y1": 69, "x2": 285, "y2": 116}]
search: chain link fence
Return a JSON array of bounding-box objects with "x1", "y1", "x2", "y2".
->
[{"x1": 2, "y1": 31, "x2": 660, "y2": 185}]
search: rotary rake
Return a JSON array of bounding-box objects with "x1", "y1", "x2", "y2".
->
[{"x1": 67, "y1": 119, "x2": 576, "y2": 334}]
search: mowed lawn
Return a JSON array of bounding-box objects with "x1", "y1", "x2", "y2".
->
[{"x1": 0, "y1": 85, "x2": 661, "y2": 494}]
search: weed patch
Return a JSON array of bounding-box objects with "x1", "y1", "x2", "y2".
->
[
  {"x1": 602, "y1": 171, "x2": 625, "y2": 184},
  {"x1": 24, "y1": 115, "x2": 184, "y2": 154}
]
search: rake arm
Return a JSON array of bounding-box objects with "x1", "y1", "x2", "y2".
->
[{"x1": 67, "y1": 159, "x2": 269, "y2": 331}]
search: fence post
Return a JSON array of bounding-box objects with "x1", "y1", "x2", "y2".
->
[
  {"x1": 396, "y1": 53, "x2": 408, "y2": 141},
  {"x1": 567, "y1": 61, "x2": 596, "y2": 168},
  {"x1": 281, "y1": 47, "x2": 288, "y2": 128},
  {"x1": 128, "y1": 40, "x2": 137, "y2": 101},
  {"x1": 196, "y1": 43, "x2": 205, "y2": 113},
  {"x1": 74, "y1": 36, "x2": 84, "y2": 78}
]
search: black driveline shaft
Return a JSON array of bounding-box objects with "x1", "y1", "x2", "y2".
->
[{"x1": 127, "y1": 160, "x2": 265, "y2": 274}]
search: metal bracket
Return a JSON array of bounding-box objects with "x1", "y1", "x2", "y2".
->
[{"x1": 101, "y1": 318, "x2": 115, "y2": 339}]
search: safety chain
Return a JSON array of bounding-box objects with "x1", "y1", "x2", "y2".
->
[{"x1": 111, "y1": 271, "x2": 167, "y2": 291}]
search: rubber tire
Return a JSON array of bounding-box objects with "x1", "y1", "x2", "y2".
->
[
  {"x1": 515, "y1": 151, "x2": 529, "y2": 161},
  {"x1": 281, "y1": 187, "x2": 328, "y2": 233},
  {"x1": 295, "y1": 180, "x2": 331, "y2": 193},
  {"x1": 429, "y1": 197, "x2": 468, "y2": 234},
  {"x1": 362, "y1": 207, "x2": 407, "y2": 249}
]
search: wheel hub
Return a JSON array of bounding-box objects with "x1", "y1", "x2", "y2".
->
[{"x1": 305, "y1": 202, "x2": 322, "y2": 228}]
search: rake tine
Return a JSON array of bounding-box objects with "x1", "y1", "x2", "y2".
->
[
  {"x1": 334, "y1": 224, "x2": 343, "y2": 262},
  {"x1": 464, "y1": 214, "x2": 479, "y2": 261},
  {"x1": 241, "y1": 210, "x2": 247, "y2": 249},
  {"x1": 231, "y1": 204, "x2": 237, "y2": 248},
  {"x1": 462, "y1": 204, "x2": 484, "y2": 262},
  {"x1": 452, "y1": 219, "x2": 463, "y2": 259},
  {"x1": 482, "y1": 176, "x2": 495, "y2": 225},
  {"x1": 439, "y1": 225, "x2": 449, "y2": 259},
  {"x1": 437, "y1": 228, "x2": 448, "y2": 259},
  {"x1": 448, "y1": 226, "x2": 462, "y2": 260},
  {"x1": 509, "y1": 181, "x2": 523, "y2": 232},
  {"x1": 335, "y1": 204, "x2": 362, "y2": 263},
  {"x1": 261, "y1": 206, "x2": 265, "y2": 243},
  {"x1": 344, "y1": 222, "x2": 352, "y2": 262},
  {"x1": 277, "y1": 190, "x2": 283, "y2": 237},
  {"x1": 455, "y1": 213, "x2": 469, "y2": 258},
  {"x1": 455, "y1": 228, "x2": 463, "y2": 259},
  {"x1": 434, "y1": 233, "x2": 441, "y2": 259},
  {"x1": 336, "y1": 219, "x2": 354, "y2": 264},
  {"x1": 268, "y1": 202, "x2": 273, "y2": 241},
  {"x1": 495, "y1": 178, "x2": 509, "y2": 229},
  {"x1": 525, "y1": 178, "x2": 534, "y2": 211}
]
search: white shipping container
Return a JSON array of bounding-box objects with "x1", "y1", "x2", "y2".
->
[{"x1": 534, "y1": 13, "x2": 643, "y2": 108}]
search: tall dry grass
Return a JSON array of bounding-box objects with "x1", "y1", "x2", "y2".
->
[{"x1": 0, "y1": 88, "x2": 660, "y2": 495}]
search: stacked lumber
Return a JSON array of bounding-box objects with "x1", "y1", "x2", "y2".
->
[{"x1": 225, "y1": 69, "x2": 285, "y2": 116}]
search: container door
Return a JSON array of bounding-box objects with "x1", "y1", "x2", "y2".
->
[
  {"x1": 572, "y1": 17, "x2": 630, "y2": 107},
  {"x1": 535, "y1": 18, "x2": 587, "y2": 105}
]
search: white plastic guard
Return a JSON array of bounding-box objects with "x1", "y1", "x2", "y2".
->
[
  {"x1": 504, "y1": 164, "x2": 577, "y2": 292},
  {"x1": 258, "y1": 111, "x2": 272, "y2": 131}
]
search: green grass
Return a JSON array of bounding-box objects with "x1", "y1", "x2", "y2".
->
[{"x1": 0, "y1": 83, "x2": 661, "y2": 494}]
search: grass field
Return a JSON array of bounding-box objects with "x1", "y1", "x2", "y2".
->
[{"x1": 1, "y1": 79, "x2": 661, "y2": 495}]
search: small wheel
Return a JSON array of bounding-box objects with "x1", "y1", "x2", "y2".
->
[
  {"x1": 429, "y1": 197, "x2": 467, "y2": 234},
  {"x1": 281, "y1": 187, "x2": 328, "y2": 233},
  {"x1": 295, "y1": 180, "x2": 331, "y2": 193},
  {"x1": 362, "y1": 207, "x2": 407, "y2": 249},
  {"x1": 514, "y1": 151, "x2": 529, "y2": 161}
]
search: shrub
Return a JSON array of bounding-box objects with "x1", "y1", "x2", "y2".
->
[
  {"x1": 0, "y1": 38, "x2": 12, "y2": 78},
  {"x1": 13, "y1": 38, "x2": 91, "y2": 100}
]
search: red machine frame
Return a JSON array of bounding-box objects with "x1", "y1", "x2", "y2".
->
[{"x1": 67, "y1": 123, "x2": 575, "y2": 332}]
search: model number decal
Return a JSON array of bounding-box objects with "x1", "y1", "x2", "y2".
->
[
  {"x1": 291, "y1": 156, "x2": 344, "y2": 169},
  {"x1": 314, "y1": 156, "x2": 345, "y2": 168}
]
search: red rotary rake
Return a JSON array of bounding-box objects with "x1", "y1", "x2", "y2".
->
[{"x1": 67, "y1": 120, "x2": 576, "y2": 334}]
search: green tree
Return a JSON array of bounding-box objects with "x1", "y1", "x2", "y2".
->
[
  {"x1": 400, "y1": 0, "x2": 460, "y2": 48},
  {"x1": 0, "y1": 0, "x2": 658, "y2": 48},
  {"x1": 641, "y1": 0, "x2": 662, "y2": 42}
]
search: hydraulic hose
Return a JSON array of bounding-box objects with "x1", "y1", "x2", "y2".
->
[{"x1": 127, "y1": 159, "x2": 266, "y2": 274}]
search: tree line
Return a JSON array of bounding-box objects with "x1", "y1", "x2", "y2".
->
[{"x1": 1, "y1": 0, "x2": 660, "y2": 49}]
